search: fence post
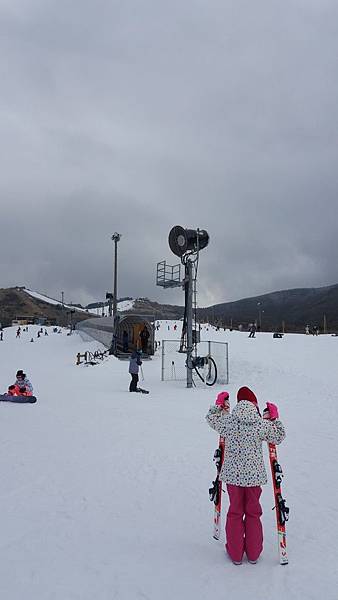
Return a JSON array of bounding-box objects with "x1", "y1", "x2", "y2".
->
[{"x1": 161, "y1": 341, "x2": 165, "y2": 381}]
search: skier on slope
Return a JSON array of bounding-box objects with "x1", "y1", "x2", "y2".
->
[
  {"x1": 206, "y1": 386, "x2": 285, "y2": 565},
  {"x1": 248, "y1": 323, "x2": 257, "y2": 338},
  {"x1": 128, "y1": 349, "x2": 142, "y2": 392}
]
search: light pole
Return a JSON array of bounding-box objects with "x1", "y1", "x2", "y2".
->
[
  {"x1": 67, "y1": 309, "x2": 75, "y2": 331},
  {"x1": 257, "y1": 302, "x2": 262, "y2": 331},
  {"x1": 111, "y1": 232, "x2": 122, "y2": 318}
]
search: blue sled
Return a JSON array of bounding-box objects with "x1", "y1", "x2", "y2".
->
[{"x1": 0, "y1": 394, "x2": 37, "y2": 403}]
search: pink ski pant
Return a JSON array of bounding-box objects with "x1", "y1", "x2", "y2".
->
[{"x1": 225, "y1": 484, "x2": 263, "y2": 563}]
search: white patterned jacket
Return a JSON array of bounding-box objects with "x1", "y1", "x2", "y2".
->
[
  {"x1": 206, "y1": 400, "x2": 286, "y2": 487},
  {"x1": 15, "y1": 377, "x2": 33, "y2": 394}
]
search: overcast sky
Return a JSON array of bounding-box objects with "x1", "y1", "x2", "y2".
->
[{"x1": 0, "y1": 0, "x2": 337, "y2": 307}]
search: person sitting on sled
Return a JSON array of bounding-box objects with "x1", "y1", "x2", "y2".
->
[
  {"x1": 206, "y1": 386, "x2": 285, "y2": 565},
  {"x1": 7, "y1": 385, "x2": 19, "y2": 396},
  {"x1": 7, "y1": 384, "x2": 30, "y2": 396},
  {"x1": 1, "y1": 385, "x2": 36, "y2": 403},
  {"x1": 12, "y1": 370, "x2": 34, "y2": 396}
]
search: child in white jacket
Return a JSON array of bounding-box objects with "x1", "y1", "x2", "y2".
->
[
  {"x1": 14, "y1": 370, "x2": 34, "y2": 396},
  {"x1": 206, "y1": 386, "x2": 285, "y2": 564}
]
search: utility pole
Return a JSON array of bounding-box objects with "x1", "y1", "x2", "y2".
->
[
  {"x1": 68, "y1": 309, "x2": 75, "y2": 331},
  {"x1": 186, "y1": 260, "x2": 193, "y2": 388},
  {"x1": 61, "y1": 291, "x2": 64, "y2": 310},
  {"x1": 323, "y1": 313, "x2": 327, "y2": 334},
  {"x1": 111, "y1": 232, "x2": 122, "y2": 318}
]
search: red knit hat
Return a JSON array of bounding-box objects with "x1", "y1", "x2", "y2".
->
[{"x1": 237, "y1": 386, "x2": 258, "y2": 405}]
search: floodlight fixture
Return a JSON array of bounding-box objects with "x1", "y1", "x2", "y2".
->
[
  {"x1": 168, "y1": 226, "x2": 209, "y2": 258},
  {"x1": 112, "y1": 232, "x2": 122, "y2": 243}
]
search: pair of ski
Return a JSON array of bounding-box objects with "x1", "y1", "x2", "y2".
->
[
  {"x1": 209, "y1": 436, "x2": 289, "y2": 564},
  {"x1": 209, "y1": 436, "x2": 225, "y2": 541}
]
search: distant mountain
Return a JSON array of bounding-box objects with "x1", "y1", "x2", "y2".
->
[
  {"x1": 86, "y1": 301, "x2": 108, "y2": 310},
  {"x1": 112, "y1": 285, "x2": 338, "y2": 332},
  {"x1": 198, "y1": 284, "x2": 338, "y2": 332},
  {"x1": 128, "y1": 297, "x2": 184, "y2": 320}
]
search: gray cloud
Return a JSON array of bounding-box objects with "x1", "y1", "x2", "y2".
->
[{"x1": 1, "y1": 0, "x2": 338, "y2": 307}]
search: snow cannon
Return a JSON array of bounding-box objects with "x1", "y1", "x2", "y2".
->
[{"x1": 168, "y1": 226, "x2": 209, "y2": 258}]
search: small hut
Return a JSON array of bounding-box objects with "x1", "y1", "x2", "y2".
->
[
  {"x1": 114, "y1": 313, "x2": 154, "y2": 355},
  {"x1": 76, "y1": 314, "x2": 155, "y2": 357}
]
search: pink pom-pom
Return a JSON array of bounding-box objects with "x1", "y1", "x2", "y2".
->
[{"x1": 266, "y1": 402, "x2": 279, "y2": 420}]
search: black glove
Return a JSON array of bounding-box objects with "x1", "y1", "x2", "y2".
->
[{"x1": 19, "y1": 387, "x2": 26, "y2": 393}]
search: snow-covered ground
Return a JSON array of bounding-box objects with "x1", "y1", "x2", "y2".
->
[
  {"x1": 115, "y1": 299, "x2": 134, "y2": 313},
  {"x1": 0, "y1": 322, "x2": 337, "y2": 599},
  {"x1": 24, "y1": 288, "x2": 134, "y2": 315}
]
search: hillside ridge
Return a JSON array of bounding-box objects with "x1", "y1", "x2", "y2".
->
[{"x1": 1, "y1": 283, "x2": 338, "y2": 331}]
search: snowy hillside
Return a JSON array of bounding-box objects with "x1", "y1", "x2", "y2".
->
[
  {"x1": 24, "y1": 288, "x2": 73, "y2": 307},
  {"x1": 0, "y1": 322, "x2": 337, "y2": 599},
  {"x1": 99, "y1": 299, "x2": 135, "y2": 316},
  {"x1": 24, "y1": 288, "x2": 134, "y2": 315}
]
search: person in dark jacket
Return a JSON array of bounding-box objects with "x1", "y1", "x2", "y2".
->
[
  {"x1": 248, "y1": 324, "x2": 257, "y2": 338},
  {"x1": 122, "y1": 330, "x2": 129, "y2": 353},
  {"x1": 139, "y1": 326, "x2": 150, "y2": 353},
  {"x1": 129, "y1": 349, "x2": 142, "y2": 392}
]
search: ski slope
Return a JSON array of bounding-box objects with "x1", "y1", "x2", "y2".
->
[{"x1": 0, "y1": 322, "x2": 337, "y2": 599}]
